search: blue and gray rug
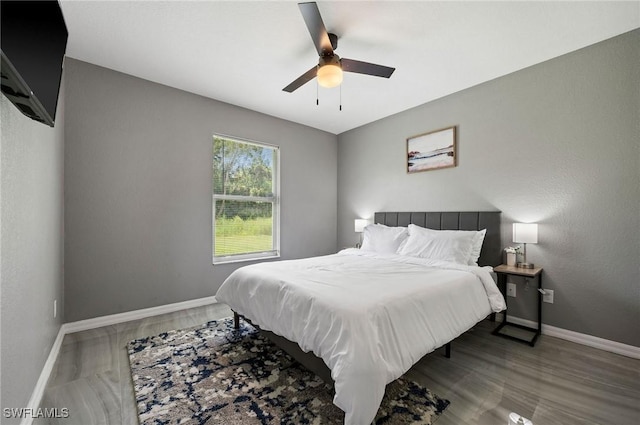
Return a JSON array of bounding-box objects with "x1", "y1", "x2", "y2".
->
[{"x1": 127, "y1": 317, "x2": 449, "y2": 424}]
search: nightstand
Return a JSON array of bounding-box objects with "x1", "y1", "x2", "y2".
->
[{"x1": 492, "y1": 264, "x2": 544, "y2": 347}]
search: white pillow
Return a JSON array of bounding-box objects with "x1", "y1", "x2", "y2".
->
[
  {"x1": 468, "y1": 228, "x2": 487, "y2": 266},
  {"x1": 397, "y1": 224, "x2": 477, "y2": 265},
  {"x1": 360, "y1": 224, "x2": 409, "y2": 254}
]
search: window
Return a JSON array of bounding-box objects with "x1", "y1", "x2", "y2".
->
[{"x1": 212, "y1": 135, "x2": 279, "y2": 263}]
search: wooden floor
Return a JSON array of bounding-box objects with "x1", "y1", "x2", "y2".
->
[{"x1": 38, "y1": 303, "x2": 640, "y2": 425}]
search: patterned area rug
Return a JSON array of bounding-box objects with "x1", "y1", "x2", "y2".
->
[{"x1": 127, "y1": 317, "x2": 449, "y2": 425}]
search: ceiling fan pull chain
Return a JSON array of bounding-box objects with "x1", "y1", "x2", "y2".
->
[
  {"x1": 316, "y1": 79, "x2": 319, "y2": 106},
  {"x1": 340, "y1": 84, "x2": 342, "y2": 111}
]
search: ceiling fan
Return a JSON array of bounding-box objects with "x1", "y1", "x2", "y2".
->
[{"x1": 283, "y1": 2, "x2": 395, "y2": 93}]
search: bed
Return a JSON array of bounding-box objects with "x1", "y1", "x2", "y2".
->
[{"x1": 215, "y1": 211, "x2": 505, "y2": 425}]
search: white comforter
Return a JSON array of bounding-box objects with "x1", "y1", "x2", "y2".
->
[{"x1": 215, "y1": 249, "x2": 505, "y2": 425}]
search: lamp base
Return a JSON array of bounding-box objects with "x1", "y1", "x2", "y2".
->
[{"x1": 517, "y1": 262, "x2": 535, "y2": 269}]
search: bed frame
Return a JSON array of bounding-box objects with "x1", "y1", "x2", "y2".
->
[{"x1": 234, "y1": 210, "x2": 502, "y2": 384}]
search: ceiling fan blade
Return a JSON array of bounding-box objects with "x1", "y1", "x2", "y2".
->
[
  {"x1": 298, "y1": 2, "x2": 333, "y2": 56},
  {"x1": 341, "y1": 58, "x2": 395, "y2": 78},
  {"x1": 283, "y1": 65, "x2": 318, "y2": 93}
]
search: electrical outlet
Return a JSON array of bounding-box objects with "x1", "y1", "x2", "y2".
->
[
  {"x1": 54, "y1": 300, "x2": 57, "y2": 318},
  {"x1": 543, "y1": 289, "x2": 554, "y2": 304},
  {"x1": 507, "y1": 282, "x2": 517, "y2": 297}
]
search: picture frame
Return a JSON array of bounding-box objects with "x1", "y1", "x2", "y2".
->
[{"x1": 407, "y1": 126, "x2": 457, "y2": 173}]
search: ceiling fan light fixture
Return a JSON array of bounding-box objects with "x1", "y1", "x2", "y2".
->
[{"x1": 317, "y1": 63, "x2": 343, "y2": 88}]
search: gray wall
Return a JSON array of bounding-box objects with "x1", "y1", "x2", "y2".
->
[
  {"x1": 64, "y1": 59, "x2": 337, "y2": 322},
  {"x1": 337, "y1": 30, "x2": 640, "y2": 347},
  {"x1": 1, "y1": 82, "x2": 65, "y2": 420}
]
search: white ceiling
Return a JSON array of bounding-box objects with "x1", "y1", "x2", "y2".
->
[{"x1": 60, "y1": 0, "x2": 639, "y2": 135}]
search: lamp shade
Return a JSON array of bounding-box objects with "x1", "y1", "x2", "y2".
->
[
  {"x1": 513, "y1": 223, "x2": 538, "y2": 244},
  {"x1": 354, "y1": 219, "x2": 369, "y2": 233}
]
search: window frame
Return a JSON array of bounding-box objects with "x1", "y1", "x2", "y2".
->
[{"x1": 212, "y1": 134, "x2": 280, "y2": 265}]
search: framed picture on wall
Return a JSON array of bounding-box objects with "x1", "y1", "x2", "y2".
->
[{"x1": 407, "y1": 126, "x2": 457, "y2": 173}]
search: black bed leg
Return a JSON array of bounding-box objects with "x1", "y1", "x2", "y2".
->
[
  {"x1": 233, "y1": 311, "x2": 240, "y2": 329},
  {"x1": 445, "y1": 342, "x2": 451, "y2": 358}
]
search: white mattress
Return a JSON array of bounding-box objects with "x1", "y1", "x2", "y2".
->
[{"x1": 215, "y1": 249, "x2": 505, "y2": 425}]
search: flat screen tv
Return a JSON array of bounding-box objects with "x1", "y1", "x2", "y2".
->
[{"x1": 1, "y1": 0, "x2": 68, "y2": 127}]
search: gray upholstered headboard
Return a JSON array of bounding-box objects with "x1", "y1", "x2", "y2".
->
[{"x1": 374, "y1": 211, "x2": 502, "y2": 267}]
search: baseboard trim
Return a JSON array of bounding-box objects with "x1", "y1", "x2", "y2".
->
[
  {"x1": 63, "y1": 296, "x2": 218, "y2": 334},
  {"x1": 20, "y1": 325, "x2": 66, "y2": 425},
  {"x1": 20, "y1": 296, "x2": 219, "y2": 425},
  {"x1": 505, "y1": 315, "x2": 640, "y2": 359}
]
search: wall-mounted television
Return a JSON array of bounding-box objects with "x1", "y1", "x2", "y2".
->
[{"x1": 1, "y1": 0, "x2": 68, "y2": 127}]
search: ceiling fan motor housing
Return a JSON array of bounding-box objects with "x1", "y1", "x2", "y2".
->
[{"x1": 319, "y1": 54, "x2": 341, "y2": 68}]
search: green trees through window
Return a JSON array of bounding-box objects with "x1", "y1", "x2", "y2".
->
[{"x1": 212, "y1": 136, "x2": 279, "y2": 261}]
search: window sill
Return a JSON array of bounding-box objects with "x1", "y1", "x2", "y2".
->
[{"x1": 213, "y1": 252, "x2": 280, "y2": 266}]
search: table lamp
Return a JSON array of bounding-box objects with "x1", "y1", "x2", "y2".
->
[{"x1": 513, "y1": 223, "x2": 538, "y2": 269}]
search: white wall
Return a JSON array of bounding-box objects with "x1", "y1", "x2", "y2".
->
[
  {"x1": 337, "y1": 30, "x2": 640, "y2": 346},
  {"x1": 63, "y1": 59, "x2": 337, "y2": 322},
  {"x1": 0, "y1": 82, "x2": 65, "y2": 422}
]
